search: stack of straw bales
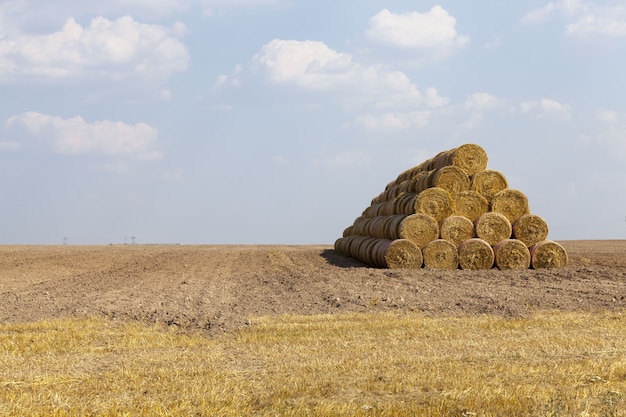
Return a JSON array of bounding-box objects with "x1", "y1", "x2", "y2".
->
[{"x1": 334, "y1": 144, "x2": 567, "y2": 270}]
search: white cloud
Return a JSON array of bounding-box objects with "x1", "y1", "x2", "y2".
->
[
  {"x1": 578, "y1": 111, "x2": 626, "y2": 160},
  {"x1": 5, "y1": 111, "x2": 161, "y2": 159},
  {"x1": 565, "y1": 6, "x2": 626, "y2": 37},
  {"x1": 365, "y1": 7, "x2": 469, "y2": 51},
  {"x1": 251, "y1": 39, "x2": 443, "y2": 111},
  {"x1": 522, "y1": 0, "x2": 588, "y2": 23},
  {"x1": 483, "y1": 36, "x2": 503, "y2": 50},
  {"x1": 461, "y1": 92, "x2": 502, "y2": 129},
  {"x1": 520, "y1": 98, "x2": 571, "y2": 120},
  {"x1": 595, "y1": 109, "x2": 620, "y2": 124},
  {"x1": 522, "y1": 1, "x2": 626, "y2": 38},
  {"x1": 0, "y1": 16, "x2": 189, "y2": 81},
  {"x1": 0, "y1": 0, "x2": 284, "y2": 27}
]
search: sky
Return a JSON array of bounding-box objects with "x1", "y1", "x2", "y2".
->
[{"x1": 1, "y1": 0, "x2": 626, "y2": 245}]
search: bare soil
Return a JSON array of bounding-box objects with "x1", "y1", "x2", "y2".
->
[{"x1": 1, "y1": 241, "x2": 625, "y2": 334}]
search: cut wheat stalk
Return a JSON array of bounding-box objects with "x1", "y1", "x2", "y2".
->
[
  {"x1": 490, "y1": 189, "x2": 530, "y2": 224},
  {"x1": 474, "y1": 212, "x2": 512, "y2": 246},
  {"x1": 439, "y1": 215, "x2": 475, "y2": 248},
  {"x1": 458, "y1": 238, "x2": 495, "y2": 270},
  {"x1": 454, "y1": 190, "x2": 489, "y2": 222},
  {"x1": 530, "y1": 240, "x2": 568, "y2": 269},
  {"x1": 430, "y1": 143, "x2": 488, "y2": 176},
  {"x1": 512, "y1": 213, "x2": 549, "y2": 248},
  {"x1": 470, "y1": 169, "x2": 508, "y2": 200},
  {"x1": 414, "y1": 187, "x2": 455, "y2": 223},
  {"x1": 422, "y1": 239, "x2": 459, "y2": 270},
  {"x1": 396, "y1": 213, "x2": 439, "y2": 248},
  {"x1": 375, "y1": 238, "x2": 424, "y2": 269},
  {"x1": 493, "y1": 239, "x2": 531, "y2": 270}
]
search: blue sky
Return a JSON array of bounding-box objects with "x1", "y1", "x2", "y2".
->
[{"x1": 1, "y1": 0, "x2": 625, "y2": 244}]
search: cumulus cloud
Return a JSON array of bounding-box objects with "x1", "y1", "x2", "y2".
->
[
  {"x1": 520, "y1": 98, "x2": 572, "y2": 120},
  {"x1": 0, "y1": 16, "x2": 189, "y2": 81},
  {"x1": 0, "y1": 0, "x2": 284, "y2": 27},
  {"x1": 251, "y1": 39, "x2": 445, "y2": 111},
  {"x1": 5, "y1": 111, "x2": 161, "y2": 159},
  {"x1": 578, "y1": 110, "x2": 626, "y2": 160},
  {"x1": 461, "y1": 92, "x2": 502, "y2": 128},
  {"x1": 353, "y1": 111, "x2": 431, "y2": 132},
  {"x1": 522, "y1": 1, "x2": 626, "y2": 38},
  {"x1": 365, "y1": 7, "x2": 469, "y2": 50}
]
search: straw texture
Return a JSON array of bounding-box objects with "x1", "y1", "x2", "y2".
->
[
  {"x1": 493, "y1": 239, "x2": 531, "y2": 270},
  {"x1": 490, "y1": 189, "x2": 530, "y2": 224},
  {"x1": 474, "y1": 212, "x2": 512, "y2": 246},
  {"x1": 530, "y1": 240, "x2": 568, "y2": 269},
  {"x1": 336, "y1": 143, "x2": 566, "y2": 269},
  {"x1": 470, "y1": 169, "x2": 508, "y2": 200},
  {"x1": 458, "y1": 238, "x2": 494, "y2": 270},
  {"x1": 513, "y1": 213, "x2": 549, "y2": 247},
  {"x1": 431, "y1": 143, "x2": 488, "y2": 175},
  {"x1": 414, "y1": 187, "x2": 455, "y2": 223},
  {"x1": 454, "y1": 190, "x2": 489, "y2": 222},
  {"x1": 439, "y1": 215, "x2": 475, "y2": 247},
  {"x1": 422, "y1": 239, "x2": 459, "y2": 270}
]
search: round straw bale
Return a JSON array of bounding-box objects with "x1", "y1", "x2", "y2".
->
[
  {"x1": 490, "y1": 189, "x2": 530, "y2": 224},
  {"x1": 440, "y1": 215, "x2": 475, "y2": 247},
  {"x1": 474, "y1": 212, "x2": 512, "y2": 246},
  {"x1": 512, "y1": 213, "x2": 549, "y2": 247},
  {"x1": 397, "y1": 213, "x2": 439, "y2": 248},
  {"x1": 377, "y1": 238, "x2": 424, "y2": 269},
  {"x1": 410, "y1": 171, "x2": 431, "y2": 193},
  {"x1": 351, "y1": 217, "x2": 372, "y2": 236},
  {"x1": 342, "y1": 225, "x2": 355, "y2": 237},
  {"x1": 493, "y1": 239, "x2": 531, "y2": 270},
  {"x1": 470, "y1": 169, "x2": 508, "y2": 200},
  {"x1": 454, "y1": 190, "x2": 489, "y2": 222},
  {"x1": 422, "y1": 239, "x2": 459, "y2": 270},
  {"x1": 458, "y1": 238, "x2": 495, "y2": 270},
  {"x1": 431, "y1": 144, "x2": 488, "y2": 176},
  {"x1": 429, "y1": 166, "x2": 471, "y2": 194},
  {"x1": 414, "y1": 187, "x2": 455, "y2": 223},
  {"x1": 394, "y1": 192, "x2": 418, "y2": 215},
  {"x1": 530, "y1": 240, "x2": 568, "y2": 269}
]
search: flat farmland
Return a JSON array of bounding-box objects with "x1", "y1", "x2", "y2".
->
[{"x1": 1, "y1": 240, "x2": 624, "y2": 333}]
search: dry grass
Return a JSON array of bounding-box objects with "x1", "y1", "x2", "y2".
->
[{"x1": 2, "y1": 311, "x2": 625, "y2": 416}]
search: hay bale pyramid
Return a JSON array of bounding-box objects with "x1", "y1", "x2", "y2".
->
[{"x1": 334, "y1": 144, "x2": 568, "y2": 270}]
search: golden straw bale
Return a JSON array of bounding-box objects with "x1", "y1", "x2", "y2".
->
[
  {"x1": 490, "y1": 189, "x2": 530, "y2": 224},
  {"x1": 414, "y1": 187, "x2": 455, "y2": 223},
  {"x1": 458, "y1": 238, "x2": 495, "y2": 270},
  {"x1": 493, "y1": 239, "x2": 531, "y2": 270},
  {"x1": 512, "y1": 213, "x2": 549, "y2": 247},
  {"x1": 422, "y1": 239, "x2": 459, "y2": 270},
  {"x1": 530, "y1": 240, "x2": 568, "y2": 269},
  {"x1": 430, "y1": 143, "x2": 488, "y2": 176},
  {"x1": 454, "y1": 190, "x2": 489, "y2": 222},
  {"x1": 376, "y1": 238, "x2": 424, "y2": 269},
  {"x1": 410, "y1": 171, "x2": 431, "y2": 193},
  {"x1": 440, "y1": 215, "x2": 475, "y2": 247},
  {"x1": 429, "y1": 166, "x2": 471, "y2": 195},
  {"x1": 474, "y1": 212, "x2": 512, "y2": 246},
  {"x1": 397, "y1": 213, "x2": 439, "y2": 248},
  {"x1": 470, "y1": 169, "x2": 508, "y2": 200},
  {"x1": 394, "y1": 192, "x2": 419, "y2": 215}
]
